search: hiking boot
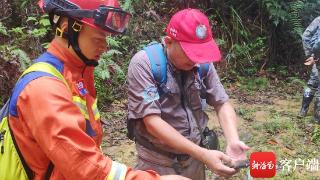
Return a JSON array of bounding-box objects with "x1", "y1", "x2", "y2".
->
[{"x1": 299, "y1": 88, "x2": 314, "y2": 117}]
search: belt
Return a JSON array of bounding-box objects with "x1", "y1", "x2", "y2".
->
[{"x1": 134, "y1": 132, "x2": 190, "y2": 161}]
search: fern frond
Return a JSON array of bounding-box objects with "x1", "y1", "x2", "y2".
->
[{"x1": 288, "y1": 0, "x2": 304, "y2": 36}]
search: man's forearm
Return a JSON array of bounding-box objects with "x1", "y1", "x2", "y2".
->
[
  {"x1": 143, "y1": 115, "x2": 206, "y2": 162},
  {"x1": 215, "y1": 101, "x2": 240, "y2": 144}
]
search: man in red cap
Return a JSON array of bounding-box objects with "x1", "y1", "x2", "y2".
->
[{"x1": 127, "y1": 9, "x2": 250, "y2": 179}]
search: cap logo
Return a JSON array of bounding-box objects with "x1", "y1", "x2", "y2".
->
[
  {"x1": 169, "y1": 27, "x2": 177, "y2": 37},
  {"x1": 196, "y1": 24, "x2": 207, "y2": 39}
]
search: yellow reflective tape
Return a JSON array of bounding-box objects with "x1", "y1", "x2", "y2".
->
[
  {"x1": 92, "y1": 99, "x2": 98, "y2": 109},
  {"x1": 72, "y1": 96, "x2": 87, "y2": 105},
  {"x1": 72, "y1": 96, "x2": 86, "y2": 103},
  {"x1": 73, "y1": 105, "x2": 89, "y2": 119},
  {"x1": 74, "y1": 101, "x2": 87, "y2": 112},
  {"x1": 74, "y1": 103, "x2": 89, "y2": 119},
  {"x1": 93, "y1": 108, "x2": 100, "y2": 120},
  {"x1": 73, "y1": 96, "x2": 89, "y2": 119},
  {"x1": 92, "y1": 106, "x2": 100, "y2": 120},
  {"x1": 92, "y1": 99, "x2": 100, "y2": 120},
  {"x1": 107, "y1": 164, "x2": 116, "y2": 180},
  {"x1": 21, "y1": 62, "x2": 70, "y2": 91},
  {"x1": 118, "y1": 165, "x2": 127, "y2": 180},
  {"x1": 107, "y1": 161, "x2": 127, "y2": 180}
]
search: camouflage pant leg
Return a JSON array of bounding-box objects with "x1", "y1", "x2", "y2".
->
[
  {"x1": 306, "y1": 64, "x2": 319, "y2": 97},
  {"x1": 310, "y1": 64, "x2": 320, "y2": 122},
  {"x1": 300, "y1": 64, "x2": 319, "y2": 116}
]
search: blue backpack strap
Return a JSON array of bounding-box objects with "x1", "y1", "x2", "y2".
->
[
  {"x1": 198, "y1": 63, "x2": 209, "y2": 80},
  {"x1": 143, "y1": 43, "x2": 167, "y2": 86},
  {"x1": 34, "y1": 52, "x2": 64, "y2": 72},
  {"x1": 9, "y1": 53, "x2": 64, "y2": 117}
]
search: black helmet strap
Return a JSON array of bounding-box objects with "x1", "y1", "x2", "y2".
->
[
  {"x1": 48, "y1": 14, "x2": 99, "y2": 67},
  {"x1": 67, "y1": 18, "x2": 98, "y2": 67}
]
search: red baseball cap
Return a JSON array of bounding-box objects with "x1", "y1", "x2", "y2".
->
[{"x1": 165, "y1": 9, "x2": 221, "y2": 64}]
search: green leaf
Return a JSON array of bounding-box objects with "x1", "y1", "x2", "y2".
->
[
  {"x1": 107, "y1": 37, "x2": 121, "y2": 48},
  {"x1": 31, "y1": 28, "x2": 48, "y2": 38},
  {"x1": 21, "y1": 0, "x2": 28, "y2": 9},
  {"x1": 42, "y1": 42, "x2": 50, "y2": 49},
  {"x1": 101, "y1": 70, "x2": 110, "y2": 79},
  {"x1": 107, "y1": 49, "x2": 123, "y2": 55},
  {"x1": 26, "y1": 17, "x2": 37, "y2": 23},
  {"x1": 39, "y1": 18, "x2": 51, "y2": 27},
  {"x1": 0, "y1": 22, "x2": 8, "y2": 36},
  {"x1": 11, "y1": 48, "x2": 32, "y2": 70},
  {"x1": 9, "y1": 27, "x2": 25, "y2": 35}
]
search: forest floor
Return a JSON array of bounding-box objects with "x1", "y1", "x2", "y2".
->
[{"x1": 101, "y1": 82, "x2": 320, "y2": 180}]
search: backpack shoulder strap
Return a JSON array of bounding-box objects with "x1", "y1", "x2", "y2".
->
[
  {"x1": 9, "y1": 53, "x2": 68, "y2": 117},
  {"x1": 21, "y1": 62, "x2": 68, "y2": 88},
  {"x1": 4, "y1": 53, "x2": 66, "y2": 179},
  {"x1": 198, "y1": 63, "x2": 209, "y2": 80},
  {"x1": 143, "y1": 43, "x2": 167, "y2": 86},
  {"x1": 0, "y1": 99, "x2": 10, "y2": 124}
]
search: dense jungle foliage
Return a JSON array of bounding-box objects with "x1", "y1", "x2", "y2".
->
[{"x1": 1, "y1": 0, "x2": 320, "y2": 107}]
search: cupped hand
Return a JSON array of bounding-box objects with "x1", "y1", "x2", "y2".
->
[
  {"x1": 201, "y1": 149, "x2": 238, "y2": 178},
  {"x1": 226, "y1": 140, "x2": 250, "y2": 161}
]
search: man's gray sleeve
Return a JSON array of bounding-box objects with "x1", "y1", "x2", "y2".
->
[
  {"x1": 302, "y1": 16, "x2": 320, "y2": 56},
  {"x1": 127, "y1": 50, "x2": 161, "y2": 119},
  {"x1": 204, "y1": 63, "x2": 229, "y2": 107}
]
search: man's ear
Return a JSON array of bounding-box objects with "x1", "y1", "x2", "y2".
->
[
  {"x1": 164, "y1": 36, "x2": 173, "y2": 45},
  {"x1": 59, "y1": 17, "x2": 68, "y2": 32}
]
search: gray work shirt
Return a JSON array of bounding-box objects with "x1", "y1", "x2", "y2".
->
[
  {"x1": 127, "y1": 49, "x2": 229, "y2": 154},
  {"x1": 302, "y1": 16, "x2": 320, "y2": 57}
]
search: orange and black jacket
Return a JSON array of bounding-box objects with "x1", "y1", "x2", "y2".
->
[{"x1": 8, "y1": 39, "x2": 160, "y2": 180}]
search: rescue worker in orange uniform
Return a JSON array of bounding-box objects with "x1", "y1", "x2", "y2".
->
[{"x1": 4, "y1": 0, "x2": 189, "y2": 179}]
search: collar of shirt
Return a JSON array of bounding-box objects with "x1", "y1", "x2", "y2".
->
[{"x1": 47, "y1": 39, "x2": 93, "y2": 71}]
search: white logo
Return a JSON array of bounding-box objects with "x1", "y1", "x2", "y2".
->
[
  {"x1": 170, "y1": 27, "x2": 177, "y2": 37},
  {"x1": 196, "y1": 25, "x2": 207, "y2": 39}
]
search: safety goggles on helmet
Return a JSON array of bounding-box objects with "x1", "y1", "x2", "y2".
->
[{"x1": 43, "y1": 0, "x2": 131, "y2": 34}]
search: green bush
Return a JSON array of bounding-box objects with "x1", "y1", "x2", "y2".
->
[
  {"x1": 311, "y1": 125, "x2": 320, "y2": 143},
  {"x1": 238, "y1": 76, "x2": 269, "y2": 91}
]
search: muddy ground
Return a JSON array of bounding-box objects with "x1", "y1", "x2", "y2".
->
[{"x1": 101, "y1": 84, "x2": 320, "y2": 180}]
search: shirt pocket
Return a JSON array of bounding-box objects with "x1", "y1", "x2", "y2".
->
[
  {"x1": 163, "y1": 76, "x2": 180, "y2": 95},
  {"x1": 160, "y1": 77, "x2": 180, "y2": 104},
  {"x1": 186, "y1": 83, "x2": 202, "y2": 111}
]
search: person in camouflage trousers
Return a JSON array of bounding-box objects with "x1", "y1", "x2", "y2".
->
[{"x1": 300, "y1": 16, "x2": 320, "y2": 123}]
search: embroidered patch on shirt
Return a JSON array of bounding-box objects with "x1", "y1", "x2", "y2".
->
[
  {"x1": 75, "y1": 79, "x2": 88, "y2": 96},
  {"x1": 141, "y1": 86, "x2": 159, "y2": 103}
]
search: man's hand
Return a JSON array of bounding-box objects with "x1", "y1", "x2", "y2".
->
[
  {"x1": 226, "y1": 140, "x2": 250, "y2": 161},
  {"x1": 160, "y1": 175, "x2": 191, "y2": 180},
  {"x1": 304, "y1": 56, "x2": 315, "y2": 65},
  {"x1": 143, "y1": 115, "x2": 242, "y2": 178},
  {"x1": 200, "y1": 149, "x2": 237, "y2": 178}
]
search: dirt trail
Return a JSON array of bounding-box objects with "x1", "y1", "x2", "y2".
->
[{"x1": 102, "y1": 91, "x2": 320, "y2": 179}]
